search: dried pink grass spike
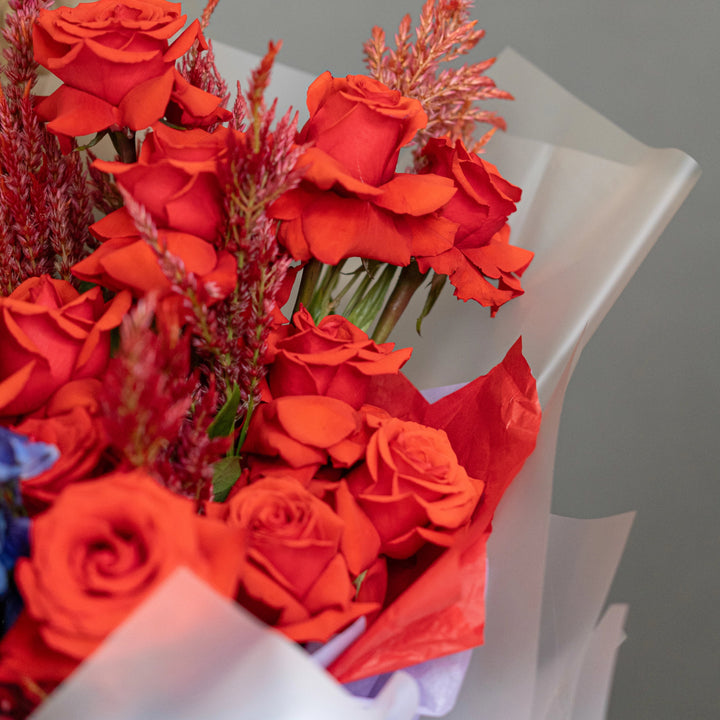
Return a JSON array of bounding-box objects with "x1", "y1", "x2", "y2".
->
[
  {"x1": 101, "y1": 294, "x2": 230, "y2": 506},
  {"x1": 364, "y1": 0, "x2": 512, "y2": 163},
  {"x1": 153, "y1": 375, "x2": 230, "y2": 504},
  {"x1": 120, "y1": 187, "x2": 231, "y2": 380},
  {"x1": 219, "y1": 43, "x2": 306, "y2": 431},
  {"x1": 0, "y1": 0, "x2": 97, "y2": 293},
  {"x1": 177, "y1": 0, "x2": 229, "y2": 117},
  {"x1": 198, "y1": 0, "x2": 221, "y2": 31},
  {"x1": 110, "y1": 195, "x2": 234, "y2": 503}
]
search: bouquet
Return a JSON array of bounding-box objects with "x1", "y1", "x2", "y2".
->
[{"x1": 0, "y1": 0, "x2": 699, "y2": 718}]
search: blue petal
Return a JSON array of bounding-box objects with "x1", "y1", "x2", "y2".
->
[{"x1": 0, "y1": 427, "x2": 59, "y2": 483}]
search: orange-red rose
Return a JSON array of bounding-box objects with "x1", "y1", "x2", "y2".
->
[
  {"x1": 347, "y1": 417, "x2": 484, "y2": 559},
  {"x1": 243, "y1": 395, "x2": 367, "y2": 484},
  {"x1": 33, "y1": 0, "x2": 228, "y2": 137},
  {"x1": 15, "y1": 470, "x2": 246, "y2": 660},
  {"x1": 266, "y1": 307, "x2": 412, "y2": 408},
  {"x1": 207, "y1": 476, "x2": 378, "y2": 642},
  {"x1": 72, "y1": 124, "x2": 237, "y2": 301},
  {"x1": 14, "y1": 380, "x2": 109, "y2": 516},
  {"x1": 271, "y1": 73, "x2": 458, "y2": 265},
  {"x1": 0, "y1": 277, "x2": 130, "y2": 419},
  {"x1": 95, "y1": 124, "x2": 232, "y2": 242},
  {"x1": 416, "y1": 137, "x2": 533, "y2": 312}
]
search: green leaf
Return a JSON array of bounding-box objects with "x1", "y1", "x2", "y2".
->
[
  {"x1": 212, "y1": 456, "x2": 242, "y2": 502},
  {"x1": 208, "y1": 384, "x2": 241, "y2": 439},
  {"x1": 353, "y1": 570, "x2": 368, "y2": 599},
  {"x1": 416, "y1": 272, "x2": 447, "y2": 335},
  {"x1": 75, "y1": 131, "x2": 107, "y2": 152}
]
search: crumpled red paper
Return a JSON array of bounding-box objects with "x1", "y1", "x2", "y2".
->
[{"x1": 329, "y1": 338, "x2": 541, "y2": 682}]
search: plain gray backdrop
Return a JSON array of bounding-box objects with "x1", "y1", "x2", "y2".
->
[{"x1": 183, "y1": 1, "x2": 719, "y2": 717}]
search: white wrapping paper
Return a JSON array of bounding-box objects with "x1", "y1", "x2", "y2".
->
[{"x1": 28, "y1": 44, "x2": 699, "y2": 720}]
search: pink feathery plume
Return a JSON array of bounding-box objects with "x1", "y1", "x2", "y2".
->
[{"x1": 363, "y1": 0, "x2": 512, "y2": 163}]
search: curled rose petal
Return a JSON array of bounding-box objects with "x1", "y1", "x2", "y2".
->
[{"x1": 415, "y1": 137, "x2": 532, "y2": 313}]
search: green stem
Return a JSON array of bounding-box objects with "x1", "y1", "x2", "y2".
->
[
  {"x1": 347, "y1": 263, "x2": 398, "y2": 333},
  {"x1": 329, "y1": 265, "x2": 363, "y2": 312},
  {"x1": 309, "y1": 259, "x2": 346, "y2": 320},
  {"x1": 110, "y1": 130, "x2": 137, "y2": 163},
  {"x1": 293, "y1": 259, "x2": 323, "y2": 315},
  {"x1": 371, "y1": 261, "x2": 426, "y2": 343},
  {"x1": 343, "y1": 260, "x2": 380, "y2": 317},
  {"x1": 236, "y1": 393, "x2": 255, "y2": 451}
]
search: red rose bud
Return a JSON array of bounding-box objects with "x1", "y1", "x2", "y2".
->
[
  {"x1": 15, "y1": 471, "x2": 246, "y2": 660},
  {"x1": 242, "y1": 395, "x2": 367, "y2": 482},
  {"x1": 73, "y1": 124, "x2": 238, "y2": 302},
  {"x1": 14, "y1": 379, "x2": 109, "y2": 515}
]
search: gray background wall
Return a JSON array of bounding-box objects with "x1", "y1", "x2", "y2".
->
[{"x1": 184, "y1": 1, "x2": 719, "y2": 717}]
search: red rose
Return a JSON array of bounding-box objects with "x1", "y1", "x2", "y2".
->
[
  {"x1": 347, "y1": 417, "x2": 484, "y2": 559},
  {"x1": 266, "y1": 307, "x2": 412, "y2": 408},
  {"x1": 416, "y1": 137, "x2": 533, "y2": 312},
  {"x1": 271, "y1": 73, "x2": 457, "y2": 265},
  {"x1": 207, "y1": 476, "x2": 378, "y2": 642},
  {"x1": 15, "y1": 470, "x2": 246, "y2": 660},
  {"x1": 94, "y1": 124, "x2": 233, "y2": 242},
  {"x1": 165, "y1": 72, "x2": 232, "y2": 130},
  {"x1": 14, "y1": 380, "x2": 109, "y2": 515},
  {"x1": 72, "y1": 209, "x2": 237, "y2": 303},
  {"x1": 72, "y1": 124, "x2": 238, "y2": 301},
  {"x1": 33, "y1": 0, "x2": 228, "y2": 137},
  {"x1": 0, "y1": 277, "x2": 130, "y2": 419},
  {"x1": 243, "y1": 395, "x2": 366, "y2": 484}
]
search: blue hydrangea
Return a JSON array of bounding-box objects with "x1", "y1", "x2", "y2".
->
[
  {"x1": 0, "y1": 427, "x2": 58, "y2": 635},
  {"x1": 0, "y1": 511, "x2": 30, "y2": 630},
  {"x1": 0, "y1": 426, "x2": 59, "y2": 485}
]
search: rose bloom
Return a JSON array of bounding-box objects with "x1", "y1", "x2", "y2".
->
[
  {"x1": 266, "y1": 307, "x2": 412, "y2": 408},
  {"x1": 33, "y1": 0, "x2": 229, "y2": 138},
  {"x1": 14, "y1": 470, "x2": 246, "y2": 661},
  {"x1": 72, "y1": 124, "x2": 237, "y2": 301},
  {"x1": 0, "y1": 276, "x2": 130, "y2": 419},
  {"x1": 207, "y1": 476, "x2": 379, "y2": 643},
  {"x1": 271, "y1": 73, "x2": 458, "y2": 265},
  {"x1": 416, "y1": 137, "x2": 533, "y2": 313},
  {"x1": 242, "y1": 395, "x2": 367, "y2": 485},
  {"x1": 347, "y1": 417, "x2": 484, "y2": 559},
  {"x1": 14, "y1": 380, "x2": 109, "y2": 516}
]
